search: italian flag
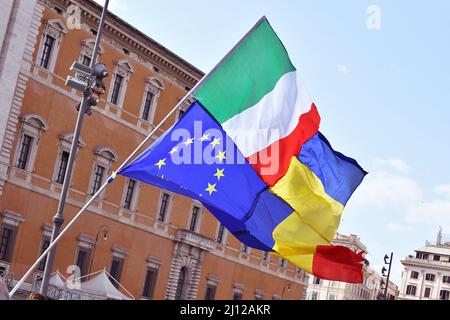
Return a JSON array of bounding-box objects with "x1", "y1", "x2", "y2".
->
[{"x1": 194, "y1": 18, "x2": 321, "y2": 186}]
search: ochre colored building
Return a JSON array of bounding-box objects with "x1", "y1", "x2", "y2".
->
[{"x1": 0, "y1": 0, "x2": 308, "y2": 299}]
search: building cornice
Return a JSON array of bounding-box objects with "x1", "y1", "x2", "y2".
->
[
  {"x1": 401, "y1": 257, "x2": 450, "y2": 272},
  {"x1": 42, "y1": 0, "x2": 204, "y2": 87}
]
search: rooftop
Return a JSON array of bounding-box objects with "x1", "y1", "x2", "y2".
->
[{"x1": 416, "y1": 245, "x2": 450, "y2": 256}]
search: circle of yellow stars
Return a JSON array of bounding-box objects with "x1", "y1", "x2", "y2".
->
[{"x1": 154, "y1": 132, "x2": 226, "y2": 196}]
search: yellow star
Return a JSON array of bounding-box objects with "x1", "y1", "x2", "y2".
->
[
  {"x1": 215, "y1": 151, "x2": 226, "y2": 163},
  {"x1": 214, "y1": 168, "x2": 225, "y2": 181},
  {"x1": 169, "y1": 146, "x2": 180, "y2": 155},
  {"x1": 205, "y1": 183, "x2": 217, "y2": 196},
  {"x1": 183, "y1": 137, "x2": 194, "y2": 146},
  {"x1": 155, "y1": 158, "x2": 166, "y2": 170},
  {"x1": 210, "y1": 138, "x2": 221, "y2": 148},
  {"x1": 199, "y1": 134, "x2": 210, "y2": 142}
]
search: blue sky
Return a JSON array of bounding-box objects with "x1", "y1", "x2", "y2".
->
[{"x1": 95, "y1": 0, "x2": 450, "y2": 285}]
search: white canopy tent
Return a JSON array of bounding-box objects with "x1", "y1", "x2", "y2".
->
[
  {"x1": 48, "y1": 271, "x2": 67, "y2": 290},
  {"x1": 71, "y1": 270, "x2": 134, "y2": 300}
]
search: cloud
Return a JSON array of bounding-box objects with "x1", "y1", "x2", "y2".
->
[
  {"x1": 337, "y1": 64, "x2": 350, "y2": 75},
  {"x1": 373, "y1": 158, "x2": 412, "y2": 173},
  {"x1": 434, "y1": 184, "x2": 450, "y2": 199},
  {"x1": 385, "y1": 223, "x2": 414, "y2": 232},
  {"x1": 407, "y1": 200, "x2": 450, "y2": 232},
  {"x1": 350, "y1": 158, "x2": 450, "y2": 232},
  {"x1": 350, "y1": 170, "x2": 422, "y2": 209}
]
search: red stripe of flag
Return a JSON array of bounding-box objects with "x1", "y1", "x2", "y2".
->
[
  {"x1": 312, "y1": 245, "x2": 365, "y2": 283},
  {"x1": 247, "y1": 103, "x2": 321, "y2": 186}
]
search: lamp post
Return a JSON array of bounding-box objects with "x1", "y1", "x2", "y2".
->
[
  {"x1": 87, "y1": 225, "x2": 109, "y2": 277},
  {"x1": 381, "y1": 252, "x2": 393, "y2": 300},
  {"x1": 40, "y1": 0, "x2": 110, "y2": 296}
]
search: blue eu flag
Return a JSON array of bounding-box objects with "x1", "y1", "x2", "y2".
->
[{"x1": 119, "y1": 102, "x2": 293, "y2": 251}]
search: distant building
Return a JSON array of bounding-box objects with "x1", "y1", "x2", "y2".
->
[
  {"x1": 306, "y1": 234, "x2": 398, "y2": 300},
  {"x1": 399, "y1": 229, "x2": 450, "y2": 300}
]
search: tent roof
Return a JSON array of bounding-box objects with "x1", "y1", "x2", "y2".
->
[
  {"x1": 49, "y1": 271, "x2": 67, "y2": 290},
  {"x1": 79, "y1": 270, "x2": 133, "y2": 300}
]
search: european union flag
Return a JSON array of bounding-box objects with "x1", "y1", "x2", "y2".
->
[{"x1": 119, "y1": 102, "x2": 292, "y2": 251}]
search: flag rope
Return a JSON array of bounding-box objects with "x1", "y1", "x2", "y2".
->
[{"x1": 9, "y1": 16, "x2": 267, "y2": 298}]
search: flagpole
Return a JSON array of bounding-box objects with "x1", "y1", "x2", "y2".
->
[{"x1": 9, "y1": 15, "x2": 267, "y2": 298}]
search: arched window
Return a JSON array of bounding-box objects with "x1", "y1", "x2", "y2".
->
[
  {"x1": 175, "y1": 267, "x2": 189, "y2": 300},
  {"x1": 52, "y1": 133, "x2": 86, "y2": 185},
  {"x1": 88, "y1": 147, "x2": 117, "y2": 197},
  {"x1": 14, "y1": 114, "x2": 48, "y2": 172},
  {"x1": 79, "y1": 39, "x2": 104, "y2": 66},
  {"x1": 36, "y1": 19, "x2": 68, "y2": 71},
  {"x1": 108, "y1": 60, "x2": 133, "y2": 108},
  {"x1": 139, "y1": 77, "x2": 164, "y2": 123}
]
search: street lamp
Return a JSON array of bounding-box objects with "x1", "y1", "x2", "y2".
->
[
  {"x1": 40, "y1": 0, "x2": 110, "y2": 296},
  {"x1": 381, "y1": 252, "x2": 393, "y2": 300},
  {"x1": 88, "y1": 225, "x2": 109, "y2": 277}
]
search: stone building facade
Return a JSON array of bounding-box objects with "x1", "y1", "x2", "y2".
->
[
  {"x1": 0, "y1": 0, "x2": 308, "y2": 299},
  {"x1": 399, "y1": 230, "x2": 450, "y2": 300},
  {"x1": 306, "y1": 234, "x2": 399, "y2": 300}
]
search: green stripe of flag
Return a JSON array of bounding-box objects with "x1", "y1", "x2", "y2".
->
[{"x1": 194, "y1": 19, "x2": 296, "y2": 124}]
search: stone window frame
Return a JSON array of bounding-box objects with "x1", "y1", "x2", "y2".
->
[
  {"x1": 215, "y1": 222, "x2": 228, "y2": 245},
  {"x1": 279, "y1": 257, "x2": 287, "y2": 269},
  {"x1": 109, "y1": 246, "x2": 127, "y2": 286},
  {"x1": 0, "y1": 211, "x2": 24, "y2": 264},
  {"x1": 156, "y1": 190, "x2": 174, "y2": 224},
  {"x1": 406, "y1": 284, "x2": 417, "y2": 296},
  {"x1": 87, "y1": 147, "x2": 117, "y2": 199},
  {"x1": 232, "y1": 283, "x2": 245, "y2": 300},
  {"x1": 139, "y1": 77, "x2": 164, "y2": 124},
  {"x1": 141, "y1": 256, "x2": 161, "y2": 300},
  {"x1": 74, "y1": 234, "x2": 95, "y2": 277},
  {"x1": 36, "y1": 224, "x2": 52, "y2": 272},
  {"x1": 261, "y1": 251, "x2": 271, "y2": 264},
  {"x1": 254, "y1": 289, "x2": 264, "y2": 300},
  {"x1": 187, "y1": 201, "x2": 204, "y2": 234},
  {"x1": 107, "y1": 60, "x2": 133, "y2": 108},
  {"x1": 79, "y1": 38, "x2": 104, "y2": 66},
  {"x1": 36, "y1": 19, "x2": 68, "y2": 72},
  {"x1": 240, "y1": 243, "x2": 250, "y2": 255},
  {"x1": 175, "y1": 97, "x2": 194, "y2": 123},
  {"x1": 52, "y1": 133, "x2": 86, "y2": 185},
  {"x1": 120, "y1": 178, "x2": 140, "y2": 212},
  {"x1": 13, "y1": 114, "x2": 48, "y2": 173},
  {"x1": 205, "y1": 275, "x2": 219, "y2": 300}
]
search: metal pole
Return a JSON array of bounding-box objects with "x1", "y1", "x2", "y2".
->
[
  {"x1": 11, "y1": 14, "x2": 265, "y2": 298},
  {"x1": 39, "y1": 0, "x2": 110, "y2": 296},
  {"x1": 9, "y1": 177, "x2": 110, "y2": 297},
  {"x1": 383, "y1": 252, "x2": 393, "y2": 300}
]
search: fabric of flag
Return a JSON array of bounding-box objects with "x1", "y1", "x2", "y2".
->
[
  {"x1": 194, "y1": 18, "x2": 320, "y2": 187},
  {"x1": 119, "y1": 102, "x2": 367, "y2": 283}
]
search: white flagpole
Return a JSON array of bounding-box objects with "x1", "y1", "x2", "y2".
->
[{"x1": 9, "y1": 15, "x2": 267, "y2": 298}]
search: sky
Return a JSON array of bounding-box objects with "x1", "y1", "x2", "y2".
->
[{"x1": 94, "y1": 0, "x2": 450, "y2": 286}]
